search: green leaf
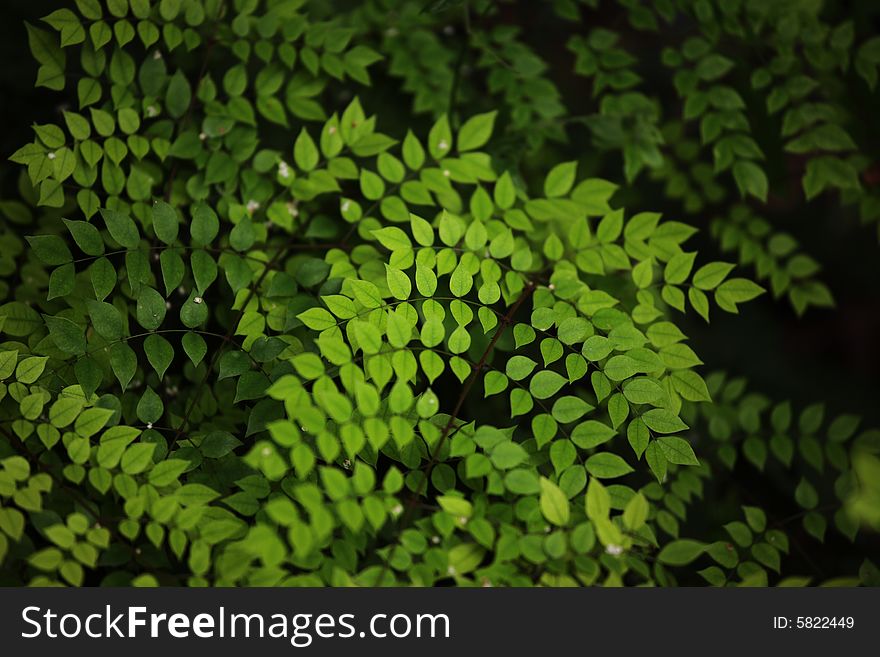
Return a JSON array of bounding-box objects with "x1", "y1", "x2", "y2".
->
[
  {"x1": 688, "y1": 287, "x2": 710, "y2": 322},
  {"x1": 623, "y1": 492, "x2": 649, "y2": 530},
  {"x1": 120, "y1": 443, "x2": 156, "y2": 474},
  {"x1": 427, "y1": 114, "x2": 452, "y2": 160},
  {"x1": 448, "y1": 543, "x2": 484, "y2": 575},
  {"x1": 181, "y1": 332, "x2": 207, "y2": 367},
  {"x1": 622, "y1": 377, "x2": 664, "y2": 404},
  {"x1": 437, "y1": 495, "x2": 473, "y2": 518},
  {"x1": 604, "y1": 355, "x2": 639, "y2": 381},
  {"x1": 658, "y1": 539, "x2": 707, "y2": 566},
  {"x1": 585, "y1": 452, "x2": 634, "y2": 479},
  {"x1": 151, "y1": 201, "x2": 179, "y2": 244},
  {"x1": 402, "y1": 130, "x2": 425, "y2": 169},
  {"x1": 670, "y1": 370, "x2": 711, "y2": 402},
  {"x1": 539, "y1": 477, "x2": 570, "y2": 526},
  {"x1": 664, "y1": 251, "x2": 696, "y2": 285},
  {"x1": 449, "y1": 265, "x2": 472, "y2": 297},
  {"x1": 86, "y1": 299, "x2": 123, "y2": 339},
  {"x1": 656, "y1": 436, "x2": 699, "y2": 465},
  {"x1": 715, "y1": 278, "x2": 765, "y2": 313},
  {"x1": 490, "y1": 441, "x2": 528, "y2": 470},
  {"x1": 298, "y1": 307, "x2": 337, "y2": 331},
  {"x1": 692, "y1": 262, "x2": 734, "y2": 290},
  {"x1": 180, "y1": 293, "x2": 208, "y2": 328},
  {"x1": 457, "y1": 111, "x2": 497, "y2": 152},
  {"x1": 529, "y1": 370, "x2": 567, "y2": 399},
  {"x1": 109, "y1": 342, "x2": 136, "y2": 390},
  {"x1": 136, "y1": 287, "x2": 166, "y2": 330},
  {"x1": 494, "y1": 171, "x2": 516, "y2": 209},
  {"x1": 294, "y1": 128, "x2": 319, "y2": 171},
  {"x1": 44, "y1": 9, "x2": 85, "y2": 47},
  {"x1": 142, "y1": 334, "x2": 173, "y2": 380},
  {"x1": 585, "y1": 477, "x2": 611, "y2": 520},
  {"x1": 16, "y1": 356, "x2": 49, "y2": 384},
  {"x1": 49, "y1": 396, "x2": 84, "y2": 428},
  {"x1": 409, "y1": 213, "x2": 434, "y2": 247},
  {"x1": 63, "y1": 219, "x2": 104, "y2": 255},
  {"x1": 506, "y1": 356, "x2": 537, "y2": 381},
  {"x1": 571, "y1": 420, "x2": 616, "y2": 449},
  {"x1": 48, "y1": 263, "x2": 75, "y2": 300},
  {"x1": 795, "y1": 478, "x2": 818, "y2": 509},
  {"x1": 190, "y1": 204, "x2": 219, "y2": 246},
  {"x1": 544, "y1": 161, "x2": 577, "y2": 197},
  {"x1": 372, "y1": 226, "x2": 411, "y2": 252},
  {"x1": 148, "y1": 459, "x2": 187, "y2": 486},
  {"x1": 415, "y1": 265, "x2": 437, "y2": 297},
  {"x1": 551, "y1": 396, "x2": 593, "y2": 423},
  {"x1": 100, "y1": 208, "x2": 139, "y2": 248},
  {"x1": 75, "y1": 407, "x2": 113, "y2": 438},
  {"x1": 641, "y1": 408, "x2": 689, "y2": 434},
  {"x1": 732, "y1": 160, "x2": 768, "y2": 201},
  {"x1": 725, "y1": 521, "x2": 753, "y2": 547},
  {"x1": 385, "y1": 266, "x2": 411, "y2": 301},
  {"x1": 0, "y1": 350, "x2": 18, "y2": 380},
  {"x1": 742, "y1": 506, "x2": 767, "y2": 533},
  {"x1": 26, "y1": 234, "x2": 72, "y2": 265},
  {"x1": 166, "y1": 70, "x2": 192, "y2": 119},
  {"x1": 136, "y1": 386, "x2": 164, "y2": 424}
]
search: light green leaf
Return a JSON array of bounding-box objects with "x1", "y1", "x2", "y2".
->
[
  {"x1": 585, "y1": 452, "x2": 634, "y2": 479},
  {"x1": 16, "y1": 356, "x2": 49, "y2": 384},
  {"x1": 658, "y1": 539, "x2": 707, "y2": 566},
  {"x1": 656, "y1": 436, "x2": 699, "y2": 465},
  {"x1": 641, "y1": 408, "x2": 689, "y2": 434},
  {"x1": 539, "y1": 477, "x2": 570, "y2": 526},
  {"x1": 544, "y1": 161, "x2": 577, "y2": 198},
  {"x1": 457, "y1": 111, "x2": 497, "y2": 152},
  {"x1": 372, "y1": 226, "x2": 411, "y2": 252},
  {"x1": 294, "y1": 128, "x2": 319, "y2": 171}
]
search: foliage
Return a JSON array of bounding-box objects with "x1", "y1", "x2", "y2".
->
[{"x1": 0, "y1": 0, "x2": 877, "y2": 587}]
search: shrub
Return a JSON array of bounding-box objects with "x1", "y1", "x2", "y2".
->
[{"x1": 0, "y1": 0, "x2": 877, "y2": 587}]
